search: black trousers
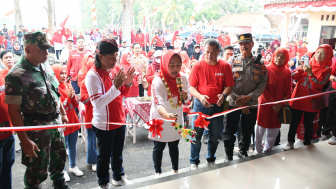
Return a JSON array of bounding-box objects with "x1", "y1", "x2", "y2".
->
[
  {"x1": 153, "y1": 140, "x2": 179, "y2": 173},
  {"x1": 317, "y1": 107, "x2": 328, "y2": 136},
  {"x1": 224, "y1": 107, "x2": 257, "y2": 156},
  {"x1": 55, "y1": 50, "x2": 62, "y2": 60},
  {"x1": 287, "y1": 109, "x2": 317, "y2": 145},
  {"x1": 92, "y1": 126, "x2": 125, "y2": 185},
  {"x1": 322, "y1": 87, "x2": 336, "y2": 136}
]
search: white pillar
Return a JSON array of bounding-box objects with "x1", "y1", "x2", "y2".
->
[{"x1": 281, "y1": 12, "x2": 289, "y2": 48}]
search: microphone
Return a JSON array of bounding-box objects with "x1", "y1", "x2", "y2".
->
[{"x1": 176, "y1": 77, "x2": 185, "y2": 104}]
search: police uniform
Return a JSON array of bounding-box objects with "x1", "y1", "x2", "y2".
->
[
  {"x1": 4, "y1": 32, "x2": 67, "y2": 189},
  {"x1": 224, "y1": 33, "x2": 268, "y2": 159}
]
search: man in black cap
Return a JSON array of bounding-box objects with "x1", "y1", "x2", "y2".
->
[
  {"x1": 5, "y1": 31, "x2": 70, "y2": 189},
  {"x1": 224, "y1": 33, "x2": 267, "y2": 162}
]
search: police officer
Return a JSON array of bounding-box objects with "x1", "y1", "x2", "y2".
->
[
  {"x1": 5, "y1": 31, "x2": 70, "y2": 189},
  {"x1": 224, "y1": 33, "x2": 267, "y2": 162}
]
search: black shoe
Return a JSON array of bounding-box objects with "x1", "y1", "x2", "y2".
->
[
  {"x1": 202, "y1": 135, "x2": 208, "y2": 144},
  {"x1": 237, "y1": 151, "x2": 248, "y2": 159},
  {"x1": 218, "y1": 134, "x2": 223, "y2": 140},
  {"x1": 224, "y1": 156, "x2": 233, "y2": 162},
  {"x1": 53, "y1": 179, "x2": 71, "y2": 189}
]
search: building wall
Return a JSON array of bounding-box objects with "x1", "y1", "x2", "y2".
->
[{"x1": 307, "y1": 11, "x2": 336, "y2": 51}]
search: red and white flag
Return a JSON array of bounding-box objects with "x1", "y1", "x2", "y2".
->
[
  {"x1": 91, "y1": 0, "x2": 98, "y2": 26},
  {"x1": 148, "y1": 8, "x2": 157, "y2": 18}
]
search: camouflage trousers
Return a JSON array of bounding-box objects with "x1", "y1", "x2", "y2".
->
[{"x1": 22, "y1": 129, "x2": 66, "y2": 189}]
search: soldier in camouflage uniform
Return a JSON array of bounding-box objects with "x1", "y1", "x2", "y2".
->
[{"x1": 5, "y1": 31, "x2": 70, "y2": 189}]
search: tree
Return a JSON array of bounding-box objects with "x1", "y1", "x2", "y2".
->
[
  {"x1": 122, "y1": 0, "x2": 135, "y2": 45},
  {"x1": 47, "y1": 0, "x2": 54, "y2": 37},
  {"x1": 14, "y1": 0, "x2": 23, "y2": 31},
  {"x1": 160, "y1": 0, "x2": 184, "y2": 30}
]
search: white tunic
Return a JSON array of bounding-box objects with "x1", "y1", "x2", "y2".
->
[{"x1": 149, "y1": 73, "x2": 190, "y2": 142}]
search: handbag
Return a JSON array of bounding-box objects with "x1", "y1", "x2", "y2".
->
[{"x1": 279, "y1": 104, "x2": 292, "y2": 124}]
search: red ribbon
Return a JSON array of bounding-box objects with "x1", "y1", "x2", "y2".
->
[
  {"x1": 194, "y1": 112, "x2": 210, "y2": 129},
  {"x1": 147, "y1": 119, "x2": 164, "y2": 138}
]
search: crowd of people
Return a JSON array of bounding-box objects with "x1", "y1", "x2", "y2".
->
[{"x1": 0, "y1": 23, "x2": 336, "y2": 189}]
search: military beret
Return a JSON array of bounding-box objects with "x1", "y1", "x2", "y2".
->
[{"x1": 24, "y1": 31, "x2": 53, "y2": 49}]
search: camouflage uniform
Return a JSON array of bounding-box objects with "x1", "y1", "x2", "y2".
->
[{"x1": 5, "y1": 55, "x2": 66, "y2": 189}]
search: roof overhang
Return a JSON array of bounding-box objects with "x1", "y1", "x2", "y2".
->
[{"x1": 264, "y1": 1, "x2": 336, "y2": 14}]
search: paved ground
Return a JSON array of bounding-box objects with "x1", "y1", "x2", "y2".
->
[{"x1": 11, "y1": 123, "x2": 300, "y2": 189}]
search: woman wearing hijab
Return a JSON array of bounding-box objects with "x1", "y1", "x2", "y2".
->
[
  {"x1": 12, "y1": 41, "x2": 24, "y2": 64},
  {"x1": 120, "y1": 53, "x2": 140, "y2": 98},
  {"x1": 52, "y1": 64, "x2": 83, "y2": 181},
  {"x1": 255, "y1": 48, "x2": 291, "y2": 153},
  {"x1": 78, "y1": 55, "x2": 93, "y2": 85},
  {"x1": 85, "y1": 38, "x2": 135, "y2": 188},
  {"x1": 146, "y1": 50, "x2": 162, "y2": 96},
  {"x1": 180, "y1": 51, "x2": 191, "y2": 75},
  {"x1": 323, "y1": 52, "x2": 336, "y2": 144},
  {"x1": 149, "y1": 50, "x2": 190, "y2": 177},
  {"x1": 285, "y1": 44, "x2": 333, "y2": 150},
  {"x1": 288, "y1": 57, "x2": 296, "y2": 72}
]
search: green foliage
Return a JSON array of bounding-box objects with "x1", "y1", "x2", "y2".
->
[
  {"x1": 78, "y1": 0, "x2": 263, "y2": 30},
  {"x1": 194, "y1": 7, "x2": 222, "y2": 22},
  {"x1": 194, "y1": 0, "x2": 264, "y2": 24}
]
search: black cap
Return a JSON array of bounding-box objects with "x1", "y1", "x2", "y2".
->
[{"x1": 237, "y1": 33, "x2": 253, "y2": 43}]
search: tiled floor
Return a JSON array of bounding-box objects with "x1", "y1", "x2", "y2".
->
[{"x1": 136, "y1": 141, "x2": 336, "y2": 189}]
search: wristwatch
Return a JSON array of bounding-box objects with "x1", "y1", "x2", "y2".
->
[
  {"x1": 125, "y1": 82, "x2": 133, "y2": 87},
  {"x1": 222, "y1": 93, "x2": 228, "y2": 100}
]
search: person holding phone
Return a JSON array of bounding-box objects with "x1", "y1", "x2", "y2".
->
[
  {"x1": 149, "y1": 50, "x2": 190, "y2": 177},
  {"x1": 285, "y1": 44, "x2": 333, "y2": 150}
]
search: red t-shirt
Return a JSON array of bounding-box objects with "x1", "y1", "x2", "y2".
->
[
  {"x1": 0, "y1": 78, "x2": 13, "y2": 140},
  {"x1": 189, "y1": 60, "x2": 234, "y2": 104},
  {"x1": 66, "y1": 49, "x2": 92, "y2": 81},
  {"x1": 0, "y1": 69, "x2": 9, "y2": 80}
]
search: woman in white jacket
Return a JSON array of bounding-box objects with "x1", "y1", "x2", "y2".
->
[{"x1": 149, "y1": 50, "x2": 190, "y2": 176}]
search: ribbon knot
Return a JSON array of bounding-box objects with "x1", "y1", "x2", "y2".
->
[
  {"x1": 147, "y1": 119, "x2": 164, "y2": 138},
  {"x1": 194, "y1": 112, "x2": 210, "y2": 129}
]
